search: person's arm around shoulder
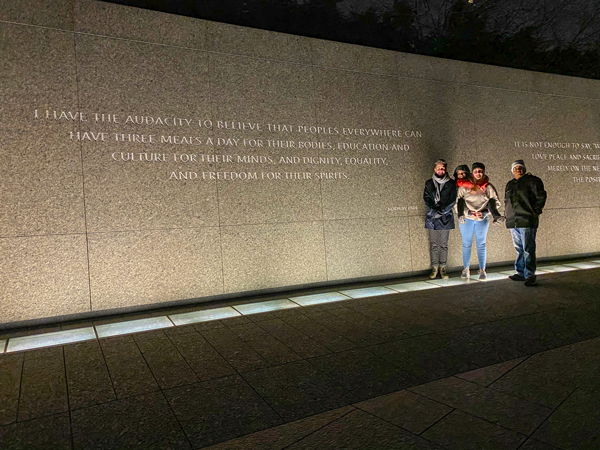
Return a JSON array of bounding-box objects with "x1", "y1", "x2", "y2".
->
[
  {"x1": 487, "y1": 183, "x2": 505, "y2": 223},
  {"x1": 456, "y1": 186, "x2": 466, "y2": 223}
]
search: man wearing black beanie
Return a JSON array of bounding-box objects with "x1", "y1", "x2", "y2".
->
[{"x1": 504, "y1": 159, "x2": 547, "y2": 286}]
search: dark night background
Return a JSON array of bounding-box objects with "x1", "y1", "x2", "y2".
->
[{"x1": 101, "y1": 0, "x2": 600, "y2": 80}]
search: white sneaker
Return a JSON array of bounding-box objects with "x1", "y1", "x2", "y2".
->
[
  {"x1": 478, "y1": 269, "x2": 487, "y2": 280},
  {"x1": 461, "y1": 268, "x2": 470, "y2": 279}
]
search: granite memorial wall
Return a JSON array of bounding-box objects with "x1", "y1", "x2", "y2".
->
[{"x1": 2, "y1": 0, "x2": 600, "y2": 326}]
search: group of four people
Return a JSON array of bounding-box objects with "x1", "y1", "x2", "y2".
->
[{"x1": 424, "y1": 159, "x2": 547, "y2": 286}]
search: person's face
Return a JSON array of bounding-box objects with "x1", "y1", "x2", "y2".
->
[
  {"x1": 512, "y1": 165, "x2": 525, "y2": 180},
  {"x1": 473, "y1": 168, "x2": 484, "y2": 180},
  {"x1": 456, "y1": 170, "x2": 466, "y2": 179},
  {"x1": 434, "y1": 164, "x2": 446, "y2": 177}
]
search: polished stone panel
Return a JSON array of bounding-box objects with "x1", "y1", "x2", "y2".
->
[
  {"x1": 75, "y1": 0, "x2": 208, "y2": 48},
  {"x1": 313, "y1": 69, "x2": 411, "y2": 221},
  {"x1": 398, "y1": 52, "x2": 471, "y2": 84},
  {"x1": 534, "y1": 70, "x2": 600, "y2": 99},
  {"x1": 208, "y1": 21, "x2": 311, "y2": 63},
  {"x1": 2, "y1": 0, "x2": 600, "y2": 328},
  {"x1": 468, "y1": 63, "x2": 535, "y2": 92},
  {"x1": 543, "y1": 208, "x2": 600, "y2": 257},
  {"x1": 0, "y1": 235, "x2": 90, "y2": 325},
  {"x1": 210, "y1": 53, "x2": 316, "y2": 126},
  {"x1": 88, "y1": 228, "x2": 223, "y2": 311},
  {"x1": 221, "y1": 222, "x2": 327, "y2": 293},
  {"x1": 0, "y1": 24, "x2": 85, "y2": 238},
  {"x1": 313, "y1": 39, "x2": 398, "y2": 75},
  {"x1": 0, "y1": 0, "x2": 73, "y2": 30},
  {"x1": 0, "y1": 23, "x2": 77, "y2": 127},
  {"x1": 325, "y1": 218, "x2": 412, "y2": 280},
  {"x1": 75, "y1": 34, "x2": 219, "y2": 232}
]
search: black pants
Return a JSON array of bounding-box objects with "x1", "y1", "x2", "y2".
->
[{"x1": 428, "y1": 229, "x2": 450, "y2": 267}]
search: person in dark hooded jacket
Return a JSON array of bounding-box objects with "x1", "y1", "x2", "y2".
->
[{"x1": 423, "y1": 159, "x2": 457, "y2": 279}]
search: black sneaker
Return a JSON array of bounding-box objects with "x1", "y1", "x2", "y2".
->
[
  {"x1": 524, "y1": 276, "x2": 538, "y2": 287},
  {"x1": 509, "y1": 274, "x2": 526, "y2": 281}
]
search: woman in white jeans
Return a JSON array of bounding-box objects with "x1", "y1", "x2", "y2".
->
[{"x1": 456, "y1": 162, "x2": 504, "y2": 280}]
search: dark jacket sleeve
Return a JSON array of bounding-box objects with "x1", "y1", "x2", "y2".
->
[
  {"x1": 423, "y1": 180, "x2": 436, "y2": 212},
  {"x1": 488, "y1": 198, "x2": 501, "y2": 219},
  {"x1": 440, "y1": 181, "x2": 457, "y2": 214},
  {"x1": 532, "y1": 177, "x2": 547, "y2": 215}
]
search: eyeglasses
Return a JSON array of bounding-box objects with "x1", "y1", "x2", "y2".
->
[{"x1": 473, "y1": 169, "x2": 484, "y2": 174}]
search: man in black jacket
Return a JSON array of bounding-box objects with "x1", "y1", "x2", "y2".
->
[
  {"x1": 424, "y1": 159, "x2": 457, "y2": 279},
  {"x1": 504, "y1": 159, "x2": 547, "y2": 286}
]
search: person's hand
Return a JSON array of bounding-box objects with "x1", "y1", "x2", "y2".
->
[
  {"x1": 474, "y1": 211, "x2": 483, "y2": 218},
  {"x1": 459, "y1": 216, "x2": 466, "y2": 225},
  {"x1": 493, "y1": 216, "x2": 506, "y2": 225}
]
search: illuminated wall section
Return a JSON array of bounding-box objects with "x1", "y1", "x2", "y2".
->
[{"x1": 1, "y1": 0, "x2": 600, "y2": 326}]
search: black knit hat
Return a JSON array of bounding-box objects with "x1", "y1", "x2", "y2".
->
[
  {"x1": 472, "y1": 162, "x2": 485, "y2": 172},
  {"x1": 453, "y1": 164, "x2": 470, "y2": 178}
]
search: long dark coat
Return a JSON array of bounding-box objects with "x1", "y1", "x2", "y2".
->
[{"x1": 423, "y1": 178, "x2": 457, "y2": 230}]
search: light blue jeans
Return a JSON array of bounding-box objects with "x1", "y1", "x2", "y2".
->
[
  {"x1": 509, "y1": 227, "x2": 537, "y2": 279},
  {"x1": 459, "y1": 216, "x2": 490, "y2": 269}
]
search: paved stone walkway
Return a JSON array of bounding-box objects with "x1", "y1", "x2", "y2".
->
[{"x1": 1, "y1": 266, "x2": 599, "y2": 449}]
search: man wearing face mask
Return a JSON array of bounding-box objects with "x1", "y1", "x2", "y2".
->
[
  {"x1": 423, "y1": 159, "x2": 457, "y2": 279},
  {"x1": 505, "y1": 159, "x2": 547, "y2": 286}
]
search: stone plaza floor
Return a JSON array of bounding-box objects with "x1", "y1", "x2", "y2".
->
[{"x1": 1, "y1": 260, "x2": 600, "y2": 449}]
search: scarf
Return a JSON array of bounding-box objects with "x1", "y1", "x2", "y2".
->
[
  {"x1": 474, "y1": 175, "x2": 489, "y2": 192},
  {"x1": 432, "y1": 172, "x2": 450, "y2": 204}
]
